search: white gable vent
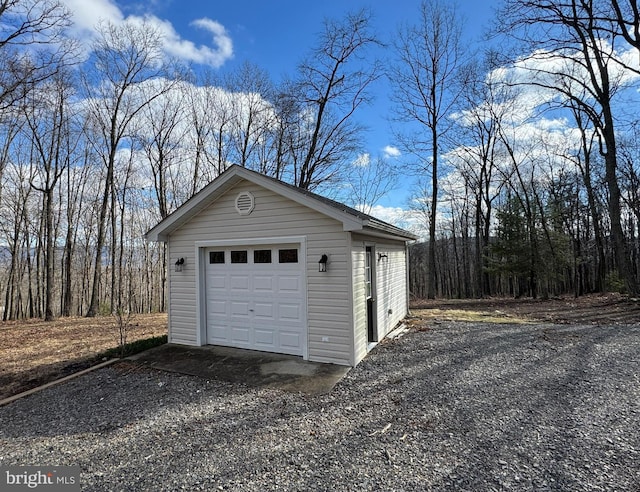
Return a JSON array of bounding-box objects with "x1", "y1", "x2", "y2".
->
[{"x1": 235, "y1": 191, "x2": 255, "y2": 215}]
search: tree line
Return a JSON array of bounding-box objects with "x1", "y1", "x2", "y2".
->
[
  {"x1": 0, "y1": 0, "x2": 639, "y2": 321},
  {"x1": 401, "y1": 0, "x2": 640, "y2": 299}
]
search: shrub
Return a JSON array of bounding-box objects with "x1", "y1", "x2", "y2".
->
[{"x1": 101, "y1": 335, "x2": 167, "y2": 359}]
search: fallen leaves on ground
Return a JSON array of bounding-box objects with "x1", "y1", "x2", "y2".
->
[{"x1": 0, "y1": 313, "x2": 167, "y2": 400}]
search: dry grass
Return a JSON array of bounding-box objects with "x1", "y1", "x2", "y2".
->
[
  {"x1": 0, "y1": 313, "x2": 167, "y2": 400},
  {"x1": 410, "y1": 307, "x2": 531, "y2": 324}
]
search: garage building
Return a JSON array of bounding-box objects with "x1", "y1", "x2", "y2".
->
[{"x1": 146, "y1": 165, "x2": 417, "y2": 366}]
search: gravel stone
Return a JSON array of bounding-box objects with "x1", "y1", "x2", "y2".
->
[{"x1": 1, "y1": 321, "x2": 639, "y2": 491}]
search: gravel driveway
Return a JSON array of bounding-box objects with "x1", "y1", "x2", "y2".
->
[{"x1": 1, "y1": 321, "x2": 639, "y2": 491}]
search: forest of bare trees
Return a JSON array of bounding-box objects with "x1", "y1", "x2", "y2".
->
[
  {"x1": 0, "y1": 0, "x2": 639, "y2": 321},
  {"x1": 406, "y1": 0, "x2": 640, "y2": 300}
]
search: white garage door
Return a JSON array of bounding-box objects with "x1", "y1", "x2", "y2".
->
[{"x1": 205, "y1": 244, "x2": 306, "y2": 356}]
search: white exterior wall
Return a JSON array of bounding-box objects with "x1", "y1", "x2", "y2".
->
[
  {"x1": 351, "y1": 244, "x2": 367, "y2": 365},
  {"x1": 167, "y1": 239, "x2": 198, "y2": 345},
  {"x1": 166, "y1": 179, "x2": 353, "y2": 365},
  {"x1": 351, "y1": 236, "x2": 409, "y2": 365},
  {"x1": 374, "y1": 241, "x2": 409, "y2": 336}
]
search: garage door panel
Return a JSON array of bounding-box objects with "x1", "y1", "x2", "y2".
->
[
  {"x1": 227, "y1": 302, "x2": 251, "y2": 326},
  {"x1": 208, "y1": 275, "x2": 227, "y2": 290},
  {"x1": 253, "y1": 276, "x2": 273, "y2": 291},
  {"x1": 278, "y1": 276, "x2": 301, "y2": 293},
  {"x1": 254, "y1": 328, "x2": 275, "y2": 346},
  {"x1": 279, "y1": 303, "x2": 300, "y2": 321},
  {"x1": 208, "y1": 300, "x2": 226, "y2": 315},
  {"x1": 205, "y1": 245, "x2": 305, "y2": 356},
  {"x1": 280, "y1": 331, "x2": 302, "y2": 351},
  {"x1": 231, "y1": 326, "x2": 250, "y2": 344},
  {"x1": 230, "y1": 275, "x2": 249, "y2": 291},
  {"x1": 253, "y1": 302, "x2": 274, "y2": 319},
  {"x1": 208, "y1": 324, "x2": 228, "y2": 342}
]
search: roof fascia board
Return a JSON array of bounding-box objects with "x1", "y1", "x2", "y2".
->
[
  {"x1": 359, "y1": 227, "x2": 417, "y2": 242},
  {"x1": 362, "y1": 220, "x2": 419, "y2": 241}
]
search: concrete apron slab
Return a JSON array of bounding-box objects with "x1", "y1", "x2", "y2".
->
[{"x1": 127, "y1": 344, "x2": 350, "y2": 395}]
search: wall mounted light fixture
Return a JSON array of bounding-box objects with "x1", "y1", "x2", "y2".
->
[
  {"x1": 378, "y1": 253, "x2": 388, "y2": 261},
  {"x1": 175, "y1": 257, "x2": 185, "y2": 272},
  {"x1": 318, "y1": 254, "x2": 328, "y2": 272}
]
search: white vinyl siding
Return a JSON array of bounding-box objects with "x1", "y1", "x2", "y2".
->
[
  {"x1": 351, "y1": 245, "x2": 367, "y2": 364},
  {"x1": 307, "y1": 231, "x2": 352, "y2": 365},
  {"x1": 167, "y1": 241, "x2": 198, "y2": 345},
  {"x1": 167, "y1": 180, "x2": 352, "y2": 365},
  {"x1": 351, "y1": 236, "x2": 409, "y2": 365},
  {"x1": 374, "y1": 241, "x2": 409, "y2": 337}
]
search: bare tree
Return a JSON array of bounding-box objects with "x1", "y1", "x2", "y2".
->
[
  {"x1": 497, "y1": 0, "x2": 639, "y2": 294},
  {"x1": 453, "y1": 57, "x2": 513, "y2": 297},
  {"x1": 137, "y1": 86, "x2": 187, "y2": 220},
  {"x1": 60, "y1": 145, "x2": 93, "y2": 316},
  {"x1": 0, "y1": 0, "x2": 75, "y2": 110},
  {"x1": 270, "y1": 82, "x2": 307, "y2": 183},
  {"x1": 609, "y1": 0, "x2": 640, "y2": 52},
  {"x1": 188, "y1": 73, "x2": 235, "y2": 189},
  {"x1": 564, "y1": 100, "x2": 608, "y2": 292},
  {"x1": 225, "y1": 61, "x2": 277, "y2": 173},
  {"x1": 0, "y1": 104, "x2": 24, "y2": 215},
  {"x1": 618, "y1": 124, "x2": 640, "y2": 283},
  {"x1": 344, "y1": 154, "x2": 398, "y2": 214},
  {"x1": 23, "y1": 71, "x2": 75, "y2": 320},
  {"x1": 287, "y1": 9, "x2": 380, "y2": 190},
  {"x1": 83, "y1": 20, "x2": 177, "y2": 317},
  {"x1": 1, "y1": 151, "x2": 36, "y2": 319},
  {"x1": 390, "y1": 0, "x2": 464, "y2": 299},
  {"x1": 132, "y1": 85, "x2": 189, "y2": 313}
]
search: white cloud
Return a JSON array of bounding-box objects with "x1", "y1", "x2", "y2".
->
[
  {"x1": 60, "y1": 0, "x2": 233, "y2": 67},
  {"x1": 487, "y1": 43, "x2": 640, "y2": 121},
  {"x1": 368, "y1": 205, "x2": 409, "y2": 225},
  {"x1": 382, "y1": 145, "x2": 401, "y2": 158},
  {"x1": 367, "y1": 204, "x2": 426, "y2": 237},
  {"x1": 190, "y1": 19, "x2": 233, "y2": 66},
  {"x1": 145, "y1": 15, "x2": 233, "y2": 67},
  {"x1": 61, "y1": 0, "x2": 123, "y2": 38},
  {"x1": 353, "y1": 153, "x2": 370, "y2": 167}
]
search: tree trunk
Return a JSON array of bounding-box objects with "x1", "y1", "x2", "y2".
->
[
  {"x1": 86, "y1": 154, "x2": 114, "y2": 317},
  {"x1": 44, "y1": 187, "x2": 54, "y2": 321},
  {"x1": 427, "y1": 107, "x2": 438, "y2": 299},
  {"x1": 601, "y1": 105, "x2": 638, "y2": 294}
]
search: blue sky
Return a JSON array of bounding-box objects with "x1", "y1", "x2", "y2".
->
[
  {"x1": 61, "y1": 0, "x2": 499, "y2": 218},
  {"x1": 148, "y1": 0, "x2": 497, "y2": 168},
  {"x1": 154, "y1": 1, "x2": 497, "y2": 74}
]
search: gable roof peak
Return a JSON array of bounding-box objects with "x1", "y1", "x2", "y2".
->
[{"x1": 146, "y1": 164, "x2": 417, "y2": 242}]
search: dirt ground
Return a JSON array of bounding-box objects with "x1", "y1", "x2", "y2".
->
[
  {"x1": 1, "y1": 293, "x2": 638, "y2": 402},
  {"x1": 0, "y1": 313, "x2": 167, "y2": 401},
  {"x1": 411, "y1": 292, "x2": 640, "y2": 325}
]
